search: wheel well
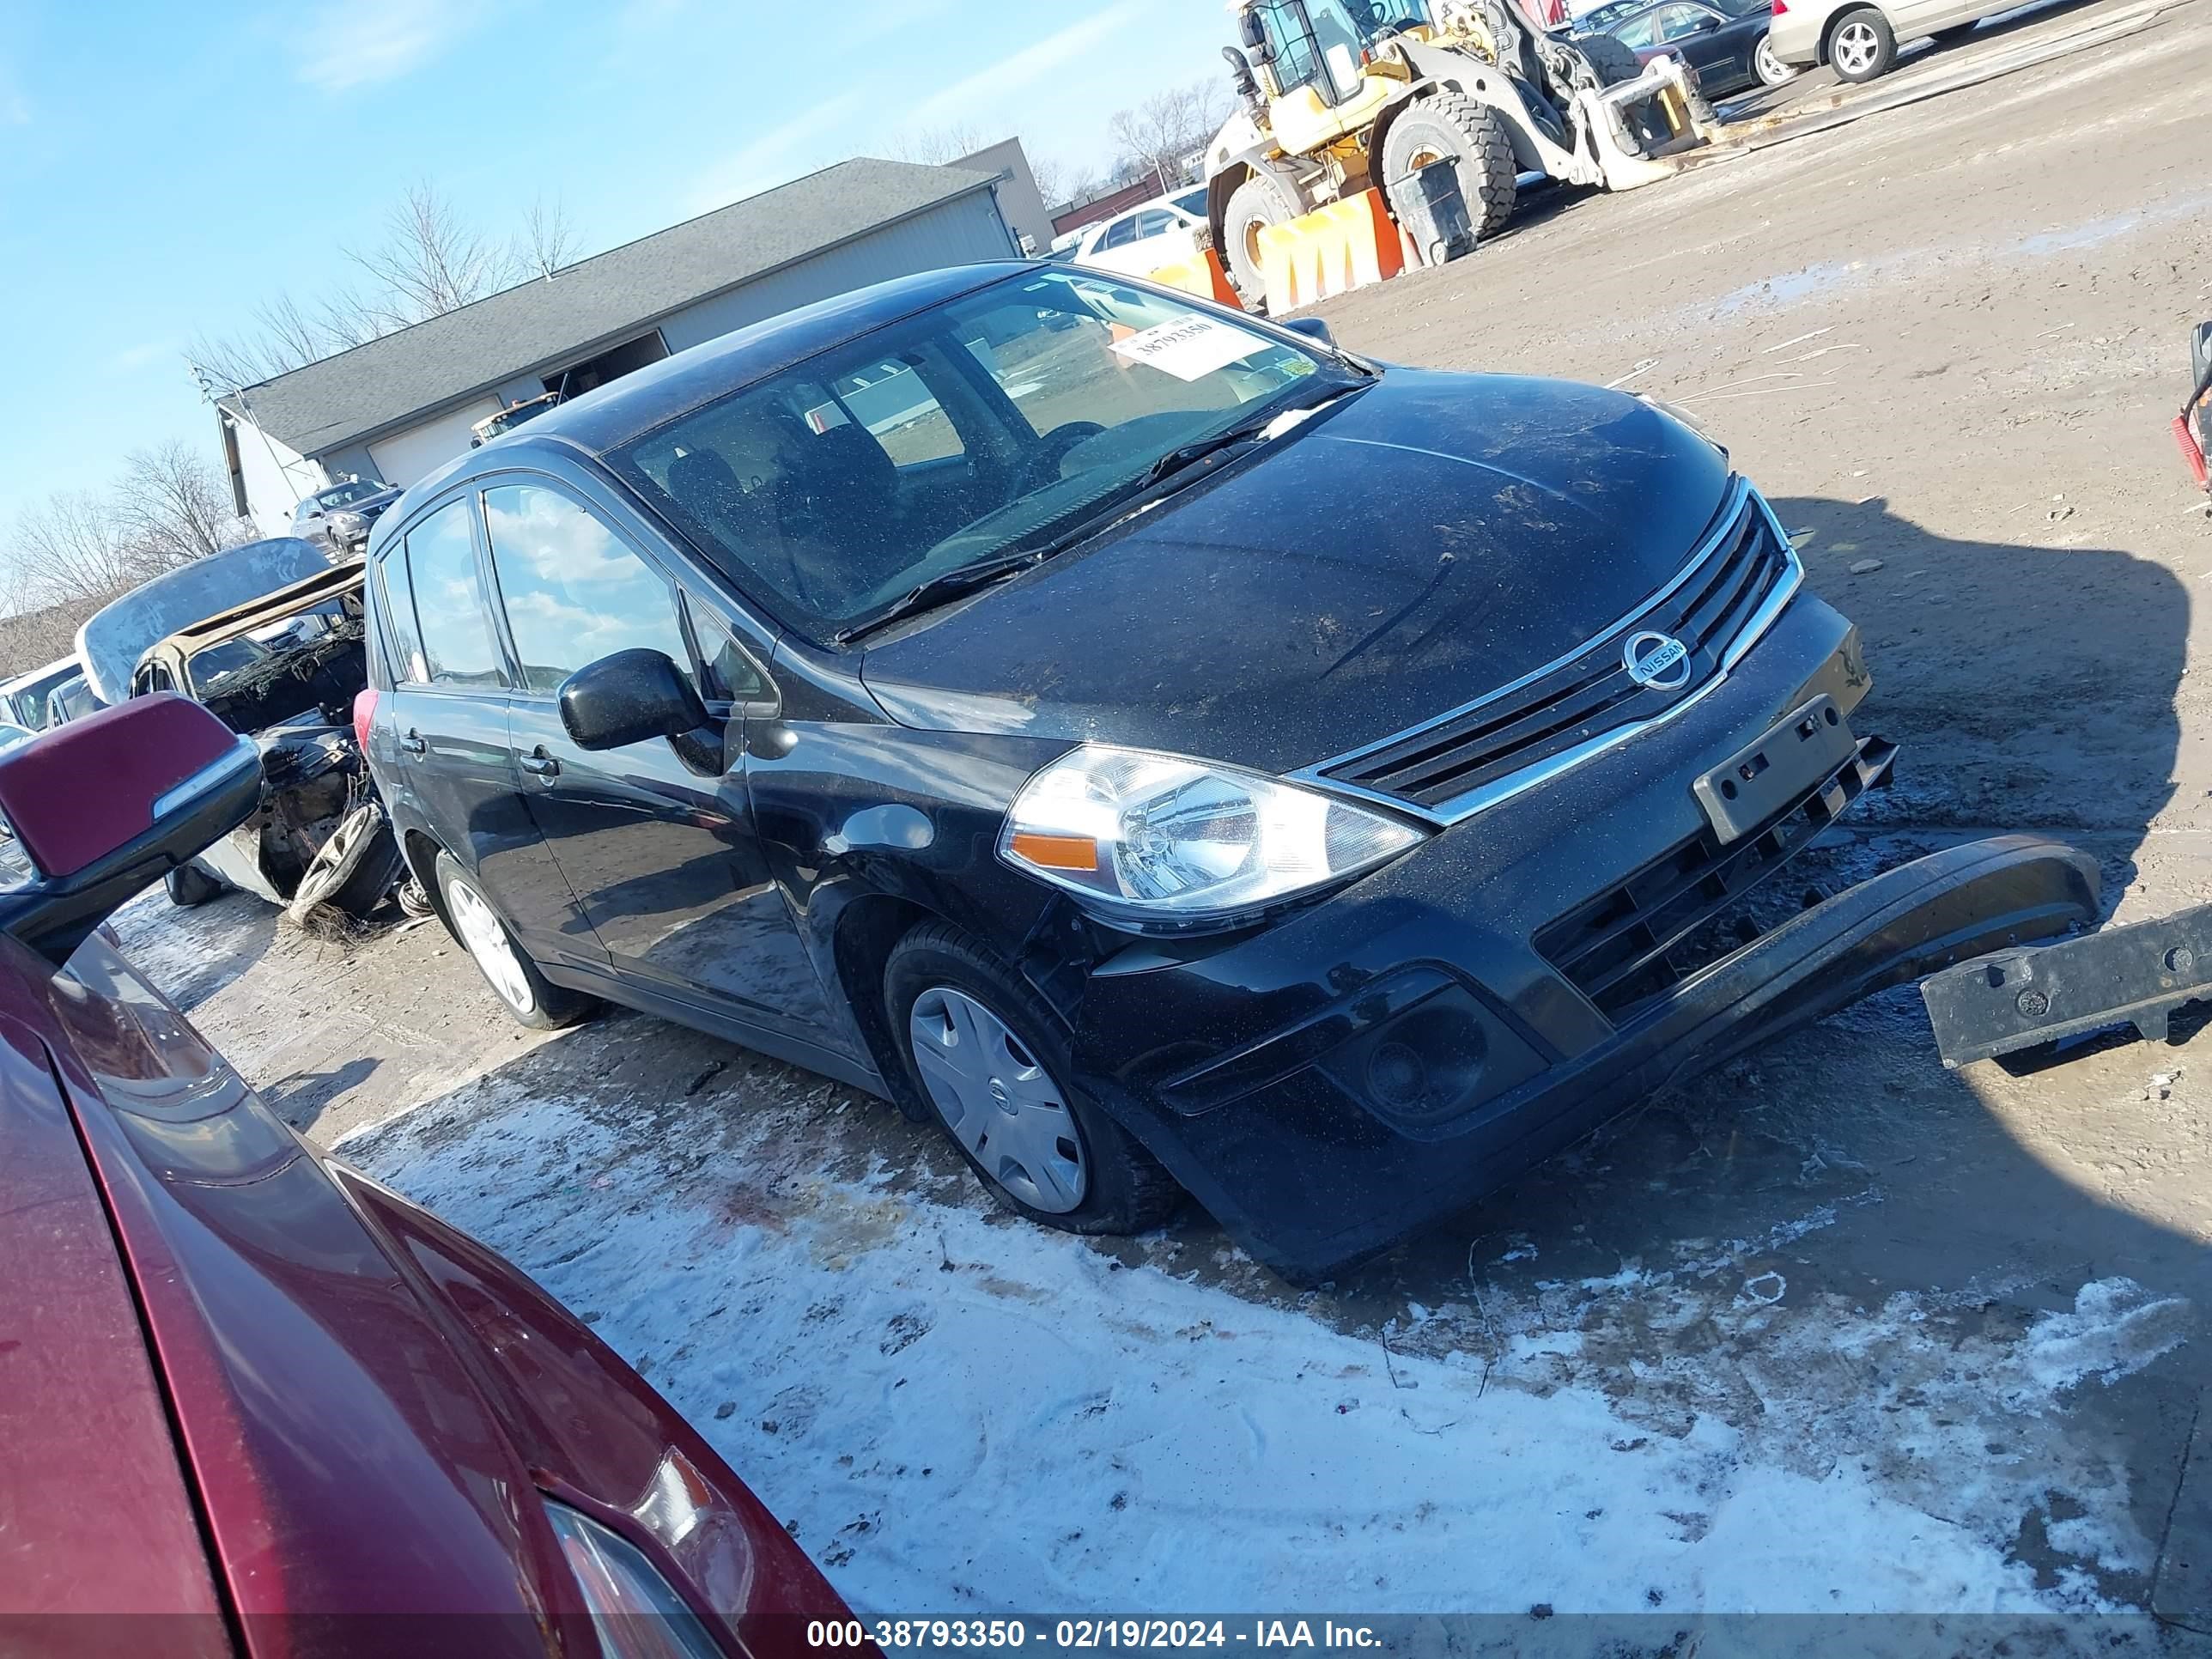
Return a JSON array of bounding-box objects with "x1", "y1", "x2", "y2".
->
[
  {"x1": 833, "y1": 894, "x2": 936, "y2": 1122},
  {"x1": 401, "y1": 828, "x2": 459, "y2": 939}
]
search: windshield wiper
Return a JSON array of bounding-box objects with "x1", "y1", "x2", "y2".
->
[
  {"x1": 1135, "y1": 383, "x2": 1356, "y2": 488},
  {"x1": 834, "y1": 549, "x2": 1054, "y2": 646}
]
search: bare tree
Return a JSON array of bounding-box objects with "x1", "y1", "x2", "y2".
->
[
  {"x1": 343, "y1": 179, "x2": 522, "y2": 321},
  {"x1": 113, "y1": 441, "x2": 252, "y2": 565},
  {"x1": 885, "y1": 122, "x2": 993, "y2": 166},
  {"x1": 515, "y1": 194, "x2": 578, "y2": 278},
  {"x1": 0, "y1": 445, "x2": 252, "y2": 657},
  {"x1": 1109, "y1": 80, "x2": 1234, "y2": 194}
]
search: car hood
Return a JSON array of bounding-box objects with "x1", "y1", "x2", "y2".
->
[{"x1": 859, "y1": 368, "x2": 1735, "y2": 775}]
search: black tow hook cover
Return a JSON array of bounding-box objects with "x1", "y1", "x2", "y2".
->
[{"x1": 1921, "y1": 901, "x2": 2212, "y2": 1066}]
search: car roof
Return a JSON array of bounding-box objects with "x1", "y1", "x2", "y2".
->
[
  {"x1": 462, "y1": 261, "x2": 1036, "y2": 465},
  {"x1": 76, "y1": 538, "x2": 330, "y2": 704},
  {"x1": 0, "y1": 653, "x2": 80, "y2": 695}
]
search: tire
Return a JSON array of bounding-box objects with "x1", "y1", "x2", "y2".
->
[
  {"x1": 1220, "y1": 172, "x2": 1303, "y2": 305},
  {"x1": 397, "y1": 875, "x2": 435, "y2": 921},
  {"x1": 1754, "y1": 32, "x2": 1796, "y2": 85},
  {"x1": 286, "y1": 803, "x2": 402, "y2": 923},
  {"x1": 433, "y1": 852, "x2": 595, "y2": 1031},
  {"x1": 884, "y1": 921, "x2": 1181, "y2": 1237},
  {"x1": 1566, "y1": 31, "x2": 1646, "y2": 88},
  {"x1": 1826, "y1": 6, "x2": 1896, "y2": 80},
  {"x1": 1380, "y1": 90, "x2": 1518, "y2": 246},
  {"x1": 165, "y1": 860, "x2": 226, "y2": 908}
]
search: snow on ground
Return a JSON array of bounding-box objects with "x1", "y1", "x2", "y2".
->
[{"x1": 342, "y1": 1067, "x2": 2186, "y2": 1620}]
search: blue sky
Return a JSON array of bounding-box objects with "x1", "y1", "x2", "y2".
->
[{"x1": 0, "y1": 0, "x2": 1230, "y2": 527}]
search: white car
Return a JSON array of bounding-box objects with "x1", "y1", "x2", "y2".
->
[{"x1": 1069, "y1": 187, "x2": 1212, "y2": 279}]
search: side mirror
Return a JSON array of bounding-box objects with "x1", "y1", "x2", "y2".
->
[
  {"x1": 559, "y1": 649, "x2": 714, "y2": 755},
  {"x1": 1687, "y1": 13, "x2": 1720, "y2": 30},
  {"x1": 1237, "y1": 9, "x2": 1273, "y2": 59},
  {"x1": 1281, "y1": 315, "x2": 1337, "y2": 348},
  {"x1": 0, "y1": 695, "x2": 261, "y2": 966}
]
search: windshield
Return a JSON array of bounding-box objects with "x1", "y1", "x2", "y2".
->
[
  {"x1": 313, "y1": 480, "x2": 386, "y2": 508},
  {"x1": 4, "y1": 662, "x2": 79, "y2": 730},
  {"x1": 611, "y1": 269, "x2": 1346, "y2": 642}
]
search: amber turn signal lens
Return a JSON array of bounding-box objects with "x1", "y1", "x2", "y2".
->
[{"x1": 1009, "y1": 831, "x2": 1099, "y2": 872}]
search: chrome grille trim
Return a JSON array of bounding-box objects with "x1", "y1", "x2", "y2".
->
[{"x1": 1295, "y1": 481, "x2": 1805, "y2": 827}]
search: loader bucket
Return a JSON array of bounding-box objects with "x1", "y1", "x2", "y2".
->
[{"x1": 1581, "y1": 53, "x2": 1721, "y2": 190}]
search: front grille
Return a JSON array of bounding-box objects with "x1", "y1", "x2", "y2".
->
[
  {"x1": 1316, "y1": 484, "x2": 1796, "y2": 815},
  {"x1": 1533, "y1": 738, "x2": 1896, "y2": 1024}
]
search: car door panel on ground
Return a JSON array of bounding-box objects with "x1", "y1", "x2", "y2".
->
[
  {"x1": 477, "y1": 473, "x2": 837, "y2": 1039},
  {"x1": 375, "y1": 493, "x2": 600, "y2": 967}
]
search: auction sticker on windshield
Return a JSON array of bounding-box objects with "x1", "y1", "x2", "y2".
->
[{"x1": 1109, "y1": 315, "x2": 1262, "y2": 381}]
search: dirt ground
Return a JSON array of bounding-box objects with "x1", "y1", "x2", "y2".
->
[{"x1": 112, "y1": 0, "x2": 2212, "y2": 1625}]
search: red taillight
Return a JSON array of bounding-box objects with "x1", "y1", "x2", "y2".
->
[
  {"x1": 352, "y1": 686, "x2": 379, "y2": 756},
  {"x1": 1771, "y1": 0, "x2": 1787, "y2": 12}
]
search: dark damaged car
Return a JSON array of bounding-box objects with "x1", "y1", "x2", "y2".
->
[
  {"x1": 362, "y1": 264, "x2": 2099, "y2": 1279},
  {"x1": 77, "y1": 539, "x2": 401, "y2": 920}
]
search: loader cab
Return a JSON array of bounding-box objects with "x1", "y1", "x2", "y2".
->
[
  {"x1": 1239, "y1": 0, "x2": 1426, "y2": 104},
  {"x1": 1238, "y1": 0, "x2": 1424, "y2": 153}
]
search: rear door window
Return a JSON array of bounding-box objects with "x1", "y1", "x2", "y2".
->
[
  {"x1": 405, "y1": 497, "x2": 507, "y2": 689},
  {"x1": 482, "y1": 483, "x2": 694, "y2": 696}
]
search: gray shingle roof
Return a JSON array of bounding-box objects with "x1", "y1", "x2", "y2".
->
[{"x1": 220, "y1": 158, "x2": 998, "y2": 457}]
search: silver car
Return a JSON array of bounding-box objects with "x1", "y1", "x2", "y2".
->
[{"x1": 1768, "y1": 0, "x2": 1983, "y2": 80}]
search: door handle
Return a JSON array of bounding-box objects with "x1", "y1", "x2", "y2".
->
[
  {"x1": 521, "y1": 749, "x2": 561, "y2": 779},
  {"x1": 399, "y1": 731, "x2": 427, "y2": 756}
]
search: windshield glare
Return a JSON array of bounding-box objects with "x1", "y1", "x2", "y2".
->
[{"x1": 612, "y1": 270, "x2": 1335, "y2": 641}]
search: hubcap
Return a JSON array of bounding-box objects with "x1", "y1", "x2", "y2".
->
[
  {"x1": 1836, "y1": 21, "x2": 1878, "y2": 72},
  {"x1": 908, "y1": 987, "x2": 1087, "y2": 1213},
  {"x1": 1757, "y1": 37, "x2": 1789, "y2": 82},
  {"x1": 447, "y1": 878, "x2": 536, "y2": 1015}
]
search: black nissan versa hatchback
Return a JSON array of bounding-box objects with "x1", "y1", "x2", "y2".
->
[{"x1": 361, "y1": 262, "x2": 2098, "y2": 1279}]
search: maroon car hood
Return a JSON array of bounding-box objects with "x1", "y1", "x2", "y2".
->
[
  {"x1": 17, "y1": 927, "x2": 848, "y2": 1657},
  {"x1": 0, "y1": 996, "x2": 228, "y2": 1643}
]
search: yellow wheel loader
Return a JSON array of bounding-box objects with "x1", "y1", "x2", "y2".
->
[{"x1": 1206, "y1": 0, "x2": 1717, "y2": 300}]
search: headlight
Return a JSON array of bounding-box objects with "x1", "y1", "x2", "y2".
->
[
  {"x1": 541, "y1": 1498, "x2": 723, "y2": 1659},
  {"x1": 999, "y1": 744, "x2": 1425, "y2": 929}
]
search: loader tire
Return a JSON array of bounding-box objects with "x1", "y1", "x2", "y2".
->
[
  {"x1": 1381, "y1": 92, "x2": 1517, "y2": 243},
  {"x1": 1221, "y1": 172, "x2": 1303, "y2": 305},
  {"x1": 1565, "y1": 31, "x2": 1644, "y2": 88}
]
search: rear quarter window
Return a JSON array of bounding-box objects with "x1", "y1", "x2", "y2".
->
[{"x1": 374, "y1": 545, "x2": 428, "y2": 685}]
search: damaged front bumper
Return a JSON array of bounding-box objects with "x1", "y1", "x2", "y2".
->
[
  {"x1": 1066, "y1": 596, "x2": 2100, "y2": 1279},
  {"x1": 188, "y1": 722, "x2": 401, "y2": 917}
]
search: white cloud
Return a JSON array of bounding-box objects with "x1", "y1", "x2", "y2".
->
[
  {"x1": 293, "y1": 0, "x2": 477, "y2": 92},
  {"x1": 908, "y1": 4, "x2": 1146, "y2": 130}
]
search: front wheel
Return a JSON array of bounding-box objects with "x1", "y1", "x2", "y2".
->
[
  {"x1": 1754, "y1": 33, "x2": 1796, "y2": 85},
  {"x1": 166, "y1": 861, "x2": 226, "y2": 908},
  {"x1": 1380, "y1": 91, "x2": 1517, "y2": 246},
  {"x1": 885, "y1": 922, "x2": 1181, "y2": 1236},
  {"x1": 1828, "y1": 7, "x2": 1897, "y2": 80},
  {"x1": 434, "y1": 852, "x2": 595, "y2": 1031},
  {"x1": 1220, "y1": 173, "x2": 1302, "y2": 306}
]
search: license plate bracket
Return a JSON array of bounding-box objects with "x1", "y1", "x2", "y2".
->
[{"x1": 1693, "y1": 695, "x2": 1856, "y2": 843}]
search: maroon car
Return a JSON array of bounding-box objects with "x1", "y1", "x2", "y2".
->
[{"x1": 0, "y1": 695, "x2": 854, "y2": 1657}]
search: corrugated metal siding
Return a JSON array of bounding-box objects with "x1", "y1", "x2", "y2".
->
[{"x1": 658, "y1": 195, "x2": 1016, "y2": 354}]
